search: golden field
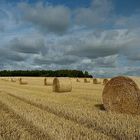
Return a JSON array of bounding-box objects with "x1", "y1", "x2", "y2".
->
[{"x1": 0, "y1": 77, "x2": 140, "y2": 140}]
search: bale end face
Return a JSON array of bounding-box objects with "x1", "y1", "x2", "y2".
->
[
  {"x1": 53, "y1": 77, "x2": 72, "y2": 93},
  {"x1": 44, "y1": 78, "x2": 53, "y2": 86},
  {"x1": 102, "y1": 76, "x2": 140, "y2": 115}
]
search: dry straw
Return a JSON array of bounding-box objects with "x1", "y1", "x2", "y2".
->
[
  {"x1": 53, "y1": 77, "x2": 72, "y2": 92},
  {"x1": 44, "y1": 78, "x2": 53, "y2": 86},
  {"x1": 103, "y1": 79, "x2": 109, "y2": 85},
  {"x1": 93, "y1": 78, "x2": 101, "y2": 84},
  {"x1": 5, "y1": 79, "x2": 9, "y2": 81},
  {"x1": 19, "y1": 78, "x2": 28, "y2": 85},
  {"x1": 2, "y1": 78, "x2": 8, "y2": 81},
  {"x1": 84, "y1": 78, "x2": 90, "y2": 83},
  {"x1": 102, "y1": 76, "x2": 140, "y2": 115}
]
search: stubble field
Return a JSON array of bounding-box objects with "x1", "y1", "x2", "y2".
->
[{"x1": 0, "y1": 77, "x2": 140, "y2": 140}]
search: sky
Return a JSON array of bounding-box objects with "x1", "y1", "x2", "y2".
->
[{"x1": 0, "y1": 0, "x2": 140, "y2": 77}]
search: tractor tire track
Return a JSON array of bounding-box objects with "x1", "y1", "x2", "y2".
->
[
  {"x1": 6, "y1": 92, "x2": 121, "y2": 139},
  {"x1": 0, "y1": 101, "x2": 51, "y2": 140},
  {"x1": 0, "y1": 93, "x2": 113, "y2": 140}
]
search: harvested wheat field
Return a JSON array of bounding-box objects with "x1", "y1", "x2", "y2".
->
[{"x1": 0, "y1": 77, "x2": 140, "y2": 140}]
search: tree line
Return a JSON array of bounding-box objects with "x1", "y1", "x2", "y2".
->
[{"x1": 0, "y1": 70, "x2": 93, "y2": 78}]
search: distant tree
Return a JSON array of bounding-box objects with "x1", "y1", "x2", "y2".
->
[
  {"x1": 84, "y1": 71, "x2": 89, "y2": 77},
  {"x1": 0, "y1": 70, "x2": 93, "y2": 78}
]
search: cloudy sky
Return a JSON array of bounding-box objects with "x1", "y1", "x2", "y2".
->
[{"x1": 0, "y1": 0, "x2": 140, "y2": 77}]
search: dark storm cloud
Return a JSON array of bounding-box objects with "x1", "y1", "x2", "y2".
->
[
  {"x1": 10, "y1": 37, "x2": 45, "y2": 54},
  {"x1": 0, "y1": 9, "x2": 9, "y2": 32},
  {"x1": 75, "y1": 0, "x2": 113, "y2": 27},
  {"x1": 65, "y1": 30, "x2": 121, "y2": 59},
  {"x1": 0, "y1": 47, "x2": 27, "y2": 62},
  {"x1": 34, "y1": 55, "x2": 79, "y2": 65},
  {"x1": 65, "y1": 29, "x2": 140, "y2": 62},
  {"x1": 18, "y1": 2, "x2": 71, "y2": 34},
  {"x1": 68, "y1": 45, "x2": 119, "y2": 59}
]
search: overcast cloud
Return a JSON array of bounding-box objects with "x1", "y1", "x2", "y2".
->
[{"x1": 0, "y1": 0, "x2": 140, "y2": 77}]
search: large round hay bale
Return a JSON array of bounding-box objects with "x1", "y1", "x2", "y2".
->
[
  {"x1": 103, "y1": 78, "x2": 109, "y2": 85},
  {"x1": 93, "y1": 78, "x2": 101, "y2": 84},
  {"x1": 53, "y1": 77, "x2": 72, "y2": 92},
  {"x1": 102, "y1": 76, "x2": 140, "y2": 115},
  {"x1": 84, "y1": 78, "x2": 90, "y2": 83},
  {"x1": 44, "y1": 78, "x2": 53, "y2": 86}
]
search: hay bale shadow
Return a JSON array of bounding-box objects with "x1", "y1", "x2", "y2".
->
[{"x1": 94, "y1": 104, "x2": 105, "y2": 111}]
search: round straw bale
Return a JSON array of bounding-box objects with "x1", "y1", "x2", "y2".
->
[
  {"x1": 93, "y1": 78, "x2": 101, "y2": 84},
  {"x1": 44, "y1": 78, "x2": 53, "y2": 86},
  {"x1": 19, "y1": 78, "x2": 22, "y2": 82},
  {"x1": 19, "y1": 78, "x2": 28, "y2": 85},
  {"x1": 11, "y1": 78, "x2": 16, "y2": 82},
  {"x1": 76, "y1": 78, "x2": 80, "y2": 82},
  {"x1": 53, "y1": 77, "x2": 72, "y2": 92},
  {"x1": 103, "y1": 78, "x2": 109, "y2": 85},
  {"x1": 84, "y1": 78, "x2": 90, "y2": 83},
  {"x1": 102, "y1": 76, "x2": 140, "y2": 115}
]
